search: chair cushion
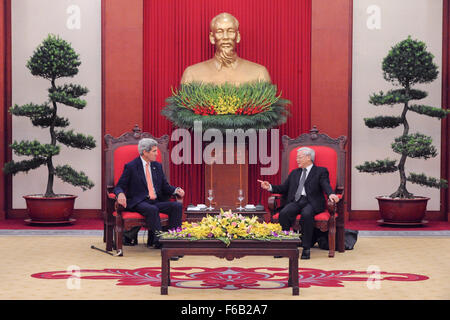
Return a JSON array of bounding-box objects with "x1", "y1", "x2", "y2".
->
[
  {"x1": 272, "y1": 211, "x2": 338, "y2": 221},
  {"x1": 113, "y1": 145, "x2": 163, "y2": 185},
  {"x1": 113, "y1": 211, "x2": 145, "y2": 219},
  {"x1": 113, "y1": 211, "x2": 169, "y2": 220}
]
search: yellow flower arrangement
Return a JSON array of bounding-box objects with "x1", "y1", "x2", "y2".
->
[
  {"x1": 158, "y1": 209, "x2": 300, "y2": 246},
  {"x1": 214, "y1": 95, "x2": 241, "y2": 114}
]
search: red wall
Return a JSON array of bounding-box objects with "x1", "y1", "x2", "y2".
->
[
  {"x1": 311, "y1": 0, "x2": 351, "y2": 139},
  {"x1": 311, "y1": 0, "x2": 351, "y2": 220},
  {"x1": 103, "y1": 0, "x2": 143, "y2": 137},
  {"x1": 1, "y1": 0, "x2": 447, "y2": 220}
]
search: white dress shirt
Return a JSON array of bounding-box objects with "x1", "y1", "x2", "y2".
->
[
  {"x1": 269, "y1": 163, "x2": 313, "y2": 196},
  {"x1": 141, "y1": 156, "x2": 180, "y2": 197}
]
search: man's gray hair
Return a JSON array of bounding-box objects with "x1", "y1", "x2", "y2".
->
[
  {"x1": 138, "y1": 138, "x2": 158, "y2": 155},
  {"x1": 297, "y1": 147, "x2": 315, "y2": 162}
]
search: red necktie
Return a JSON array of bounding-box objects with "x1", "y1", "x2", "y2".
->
[{"x1": 145, "y1": 162, "x2": 157, "y2": 200}]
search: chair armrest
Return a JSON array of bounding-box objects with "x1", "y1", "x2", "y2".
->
[
  {"x1": 106, "y1": 185, "x2": 115, "y2": 194},
  {"x1": 106, "y1": 185, "x2": 129, "y2": 215},
  {"x1": 106, "y1": 187, "x2": 117, "y2": 207},
  {"x1": 327, "y1": 192, "x2": 344, "y2": 216},
  {"x1": 105, "y1": 188, "x2": 117, "y2": 219},
  {"x1": 115, "y1": 202, "x2": 125, "y2": 214},
  {"x1": 107, "y1": 192, "x2": 116, "y2": 200},
  {"x1": 327, "y1": 199, "x2": 336, "y2": 216},
  {"x1": 335, "y1": 186, "x2": 344, "y2": 196},
  {"x1": 268, "y1": 194, "x2": 282, "y2": 214},
  {"x1": 105, "y1": 188, "x2": 125, "y2": 215},
  {"x1": 174, "y1": 193, "x2": 184, "y2": 202}
]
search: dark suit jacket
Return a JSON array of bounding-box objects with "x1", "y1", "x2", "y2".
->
[
  {"x1": 114, "y1": 157, "x2": 176, "y2": 209},
  {"x1": 271, "y1": 165, "x2": 333, "y2": 214}
]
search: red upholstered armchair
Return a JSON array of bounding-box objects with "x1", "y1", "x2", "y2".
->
[
  {"x1": 103, "y1": 125, "x2": 182, "y2": 256},
  {"x1": 268, "y1": 126, "x2": 347, "y2": 257}
]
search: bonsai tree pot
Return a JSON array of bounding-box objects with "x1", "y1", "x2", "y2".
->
[
  {"x1": 24, "y1": 194, "x2": 77, "y2": 224},
  {"x1": 376, "y1": 196, "x2": 429, "y2": 225}
]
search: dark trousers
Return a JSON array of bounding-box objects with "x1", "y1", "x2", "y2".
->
[
  {"x1": 132, "y1": 199, "x2": 183, "y2": 245},
  {"x1": 279, "y1": 196, "x2": 315, "y2": 249}
]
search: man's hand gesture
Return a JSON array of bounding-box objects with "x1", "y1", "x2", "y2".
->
[{"x1": 257, "y1": 179, "x2": 271, "y2": 191}]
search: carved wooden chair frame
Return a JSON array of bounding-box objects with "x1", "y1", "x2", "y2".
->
[
  {"x1": 268, "y1": 126, "x2": 347, "y2": 257},
  {"x1": 103, "y1": 125, "x2": 172, "y2": 256}
]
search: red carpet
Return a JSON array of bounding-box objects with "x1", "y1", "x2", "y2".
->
[
  {"x1": 0, "y1": 218, "x2": 449, "y2": 230},
  {"x1": 0, "y1": 218, "x2": 104, "y2": 230}
]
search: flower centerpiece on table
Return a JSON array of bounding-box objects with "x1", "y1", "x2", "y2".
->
[
  {"x1": 158, "y1": 209, "x2": 300, "y2": 246},
  {"x1": 161, "y1": 82, "x2": 291, "y2": 131}
]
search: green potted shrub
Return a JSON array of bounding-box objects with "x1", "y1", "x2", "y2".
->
[
  {"x1": 356, "y1": 36, "x2": 448, "y2": 225},
  {"x1": 3, "y1": 34, "x2": 96, "y2": 224}
]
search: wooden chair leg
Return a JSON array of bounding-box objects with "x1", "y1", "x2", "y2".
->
[
  {"x1": 336, "y1": 223, "x2": 345, "y2": 253},
  {"x1": 328, "y1": 217, "x2": 336, "y2": 258},
  {"x1": 105, "y1": 221, "x2": 114, "y2": 251},
  {"x1": 114, "y1": 216, "x2": 124, "y2": 256}
]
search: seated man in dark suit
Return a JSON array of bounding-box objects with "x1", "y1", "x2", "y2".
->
[
  {"x1": 114, "y1": 138, "x2": 185, "y2": 250},
  {"x1": 258, "y1": 147, "x2": 339, "y2": 259}
]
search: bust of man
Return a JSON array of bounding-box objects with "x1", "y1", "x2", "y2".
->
[{"x1": 180, "y1": 13, "x2": 271, "y2": 85}]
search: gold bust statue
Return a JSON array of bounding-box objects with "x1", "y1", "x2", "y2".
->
[{"x1": 180, "y1": 12, "x2": 271, "y2": 85}]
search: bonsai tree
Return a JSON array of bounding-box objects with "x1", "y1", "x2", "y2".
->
[
  {"x1": 3, "y1": 34, "x2": 96, "y2": 197},
  {"x1": 356, "y1": 36, "x2": 448, "y2": 198}
]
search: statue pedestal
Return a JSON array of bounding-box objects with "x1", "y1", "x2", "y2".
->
[{"x1": 204, "y1": 144, "x2": 248, "y2": 209}]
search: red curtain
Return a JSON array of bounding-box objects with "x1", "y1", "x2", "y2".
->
[{"x1": 143, "y1": 0, "x2": 311, "y2": 206}]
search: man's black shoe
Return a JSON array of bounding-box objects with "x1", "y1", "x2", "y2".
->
[
  {"x1": 123, "y1": 227, "x2": 140, "y2": 246},
  {"x1": 153, "y1": 243, "x2": 162, "y2": 249},
  {"x1": 274, "y1": 256, "x2": 283, "y2": 258},
  {"x1": 301, "y1": 248, "x2": 310, "y2": 260},
  {"x1": 170, "y1": 256, "x2": 179, "y2": 261},
  {"x1": 123, "y1": 237, "x2": 137, "y2": 246}
]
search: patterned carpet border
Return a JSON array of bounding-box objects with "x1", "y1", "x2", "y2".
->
[{"x1": 31, "y1": 266, "x2": 429, "y2": 290}]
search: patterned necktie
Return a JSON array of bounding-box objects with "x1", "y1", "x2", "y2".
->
[
  {"x1": 294, "y1": 168, "x2": 307, "y2": 202},
  {"x1": 145, "y1": 162, "x2": 157, "y2": 200}
]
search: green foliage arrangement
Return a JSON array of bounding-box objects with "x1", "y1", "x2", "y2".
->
[
  {"x1": 162, "y1": 82, "x2": 290, "y2": 131},
  {"x1": 3, "y1": 34, "x2": 96, "y2": 197},
  {"x1": 356, "y1": 36, "x2": 449, "y2": 198}
]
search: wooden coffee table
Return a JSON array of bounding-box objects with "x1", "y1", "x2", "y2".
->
[
  {"x1": 185, "y1": 208, "x2": 268, "y2": 223},
  {"x1": 159, "y1": 238, "x2": 301, "y2": 295}
]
